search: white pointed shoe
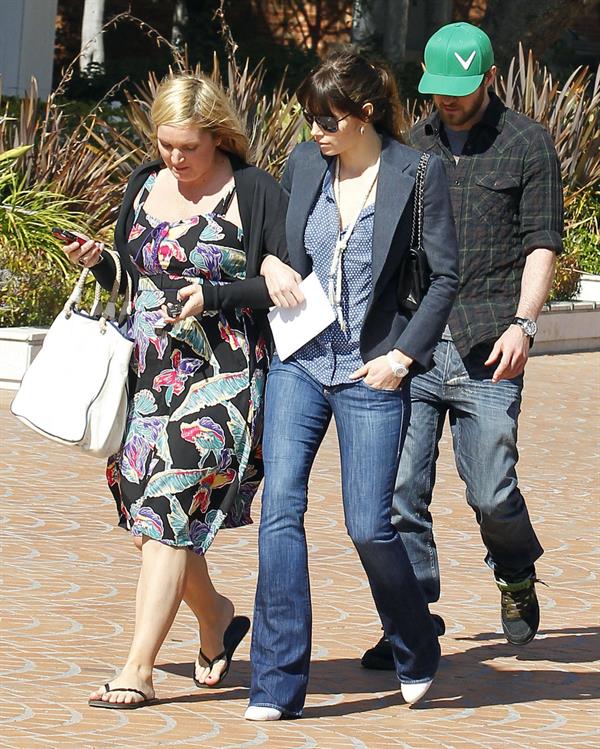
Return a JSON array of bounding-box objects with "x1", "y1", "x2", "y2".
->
[
  {"x1": 401, "y1": 678, "x2": 433, "y2": 705},
  {"x1": 244, "y1": 706, "x2": 283, "y2": 721}
]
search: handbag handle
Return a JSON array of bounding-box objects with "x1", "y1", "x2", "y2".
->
[
  {"x1": 118, "y1": 259, "x2": 133, "y2": 325},
  {"x1": 410, "y1": 152, "x2": 431, "y2": 251},
  {"x1": 99, "y1": 248, "x2": 123, "y2": 322},
  {"x1": 91, "y1": 249, "x2": 133, "y2": 324},
  {"x1": 63, "y1": 248, "x2": 127, "y2": 329}
]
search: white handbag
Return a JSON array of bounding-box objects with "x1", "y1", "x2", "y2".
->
[{"x1": 11, "y1": 251, "x2": 134, "y2": 457}]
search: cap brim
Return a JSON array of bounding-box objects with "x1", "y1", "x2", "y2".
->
[{"x1": 418, "y1": 71, "x2": 484, "y2": 96}]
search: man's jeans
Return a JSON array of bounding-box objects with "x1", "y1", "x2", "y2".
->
[
  {"x1": 392, "y1": 340, "x2": 543, "y2": 603},
  {"x1": 250, "y1": 358, "x2": 440, "y2": 716}
]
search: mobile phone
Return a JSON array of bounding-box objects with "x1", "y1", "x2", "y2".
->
[
  {"x1": 166, "y1": 301, "x2": 183, "y2": 317},
  {"x1": 51, "y1": 227, "x2": 89, "y2": 246}
]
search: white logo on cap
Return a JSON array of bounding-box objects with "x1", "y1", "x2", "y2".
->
[{"x1": 454, "y1": 50, "x2": 477, "y2": 71}]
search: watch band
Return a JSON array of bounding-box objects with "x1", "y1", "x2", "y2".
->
[
  {"x1": 386, "y1": 352, "x2": 410, "y2": 379},
  {"x1": 512, "y1": 316, "x2": 537, "y2": 338}
]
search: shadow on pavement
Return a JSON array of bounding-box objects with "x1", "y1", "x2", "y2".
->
[{"x1": 156, "y1": 626, "x2": 599, "y2": 715}]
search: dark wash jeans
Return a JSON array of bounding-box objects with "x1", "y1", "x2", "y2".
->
[
  {"x1": 250, "y1": 358, "x2": 440, "y2": 717},
  {"x1": 392, "y1": 340, "x2": 543, "y2": 603}
]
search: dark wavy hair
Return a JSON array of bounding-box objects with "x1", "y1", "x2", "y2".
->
[{"x1": 296, "y1": 47, "x2": 408, "y2": 143}]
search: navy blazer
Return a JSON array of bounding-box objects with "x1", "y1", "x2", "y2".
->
[{"x1": 281, "y1": 137, "x2": 459, "y2": 369}]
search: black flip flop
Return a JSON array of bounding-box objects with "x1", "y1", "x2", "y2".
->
[
  {"x1": 88, "y1": 682, "x2": 156, "y2": 710},
  {"x1": 193, "y1": 615, "x2": 251, "y2": 689}
]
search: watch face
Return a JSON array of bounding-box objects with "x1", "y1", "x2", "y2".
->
[{"x1": 516, "y1": 318, "x2": 537, "y2": 336}]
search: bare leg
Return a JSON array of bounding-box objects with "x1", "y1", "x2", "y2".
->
[
  {"x1": 89, "y1": 537, "x2": 187, "y2": 705},
  {"x1": 183, "y1": 551, "x2": 235, "y2": 686}
]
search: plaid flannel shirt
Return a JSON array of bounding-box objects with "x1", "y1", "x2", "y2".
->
[{"x1": 409, "y1": 91, "x2": 564, "y2": 356}]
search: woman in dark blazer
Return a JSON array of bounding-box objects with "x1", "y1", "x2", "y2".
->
[{"x1": 245, "y1": 49, "x2": 459, "y2": 721}]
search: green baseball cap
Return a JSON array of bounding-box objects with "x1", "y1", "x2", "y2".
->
[{"x1": 418, "y1": 22, "x2": 494, "y2": 97}]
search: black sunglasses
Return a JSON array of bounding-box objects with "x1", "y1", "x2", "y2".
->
[{"x1": 303, "y1": 111, "x2": 351, "y2": 133}]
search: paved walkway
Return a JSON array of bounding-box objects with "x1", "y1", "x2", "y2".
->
[{"x1": 1, "y1": 352, "x2": 599, "y2": 749}]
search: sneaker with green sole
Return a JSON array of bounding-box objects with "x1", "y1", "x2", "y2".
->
[{"x1": 497, "y1": 577, "x2": 542, "y2": 645}]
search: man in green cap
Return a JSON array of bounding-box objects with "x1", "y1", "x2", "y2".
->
[{"x1": 362, "y1": 22, "x2": 563, "y2": 667}]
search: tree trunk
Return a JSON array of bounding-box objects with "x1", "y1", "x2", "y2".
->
[
  {"x1": 172, "y1": 0, "x2": 189, "y2": 51},
  {"x1": 482, "y1": 0, "x2": 596, "y2": 72},
  {"x1": 352, "y1": 0, "x2": 379, "y2": 49},
  {"x1": 80, "y1": 0, "x2": 106, "y2": 75},
  {"x1": 384, "y1": 0, "x2": 409, "y2": 64},
  {"x1": 352, "y1": 0, "x2": 410, "y2": 64},
  {"x1": 427, "y1": 0, "x2": 453, "y2": 30}
]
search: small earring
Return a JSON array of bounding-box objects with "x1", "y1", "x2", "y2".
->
[{"x1": 360, "y1": 125, "x2": 365, "y2": 135}]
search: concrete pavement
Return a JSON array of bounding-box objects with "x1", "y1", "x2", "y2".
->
[{"x1": 1, "y1": 352, "x2": 598, "y2": 748}]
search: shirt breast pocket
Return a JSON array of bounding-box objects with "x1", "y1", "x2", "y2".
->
[{"x1": 473, "y1": 173, "x2": 521, "y2": 224}]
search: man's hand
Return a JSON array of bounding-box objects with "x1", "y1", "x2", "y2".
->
[
  {"x1": 350, "y1": 355, "x2": 403, "y2": 390},
  {"x1": 260, "y1": 255, "x2": 304, "y2": 308},
  {"x1": 485, "y1": 325, "x2": 531, "y2": 383}
]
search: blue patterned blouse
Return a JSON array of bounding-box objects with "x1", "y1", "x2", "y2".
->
[{"x1": 292, "y1": 161, "x2": 375, "y2": 386}]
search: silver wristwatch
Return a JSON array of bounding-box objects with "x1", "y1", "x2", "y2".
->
[
  {"x1": 386, "y1": 352, "x2": 410, "y2": 379},
  {"x1": 512, "y1": 316, "x2": 537, "y2": 338}
]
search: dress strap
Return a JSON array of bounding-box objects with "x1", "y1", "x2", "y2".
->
[
  {"x1": 214, "y1": 186, "x2": 236, "y2": 217},
  {"x1": 132, "y1": 172, "x2": 158, "y2": 219}
]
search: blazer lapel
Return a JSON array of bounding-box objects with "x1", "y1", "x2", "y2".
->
[
  {"x1": 371, "y1": 139, "x2": 415, "y2": 290},
  {"x1": 287, "y1": 149, "x2": 329, "y2": 276}
]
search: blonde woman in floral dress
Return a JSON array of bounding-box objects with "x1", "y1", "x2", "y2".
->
[{"x1": 61, "y1": 73, "x2": 291, "y2": 708}]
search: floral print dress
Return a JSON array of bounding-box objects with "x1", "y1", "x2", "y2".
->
[{"x1": 107, "y1": 171, "x2": 267, "y2": 555}]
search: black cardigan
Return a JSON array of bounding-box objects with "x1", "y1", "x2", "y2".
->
[{"x1": 93, "y1": 156, "x2": 289, "y2": 311}]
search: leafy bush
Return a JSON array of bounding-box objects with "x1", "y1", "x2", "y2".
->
[
  {"x1": 0, "y1": 146, "x2": 96, "y2": 326},
  {"x1": 575, "y1": 242, "x2": 600, "y2": 276},
  {"x1": 0, "y1": 246, "x2": 79, "y2": 327},
  {"x1": 0, "y1": 11, "x2": 306, "y2": 326},
  {"x1": 0, "y1": 24, "x2": 143, "y2": 328},
  {"x1": 566, "y1": 190, "x2": 600, "y2": 275},
  {"x1": 548, "y1": 189, "x2": 600, "y2": 301},
  {"x1": 0, "y1": 76, "x2": 142, "y2": 234},
  {"x1": 547, "y1": 251, "x2": 580, "y2": 302},
  {"x1": 0, "y1": 148, "x2": 92, "y2": 267},
  {"x1": 2, "y1": 23, "x2": 598, "y2": 323}
]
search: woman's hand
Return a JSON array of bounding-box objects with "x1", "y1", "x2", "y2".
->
[
  {"x1": 62, "y1": 238, "x2": 103, "y2": 268},
  {"x1": 260, "y1": 255, "x2": 304, "y2": 308},
  {"x1": 162, "y1": 283, "x2": 204, "y2": 322},
  {"x1": 350, "y1": 351, "x2": 412, "y2": 390}
]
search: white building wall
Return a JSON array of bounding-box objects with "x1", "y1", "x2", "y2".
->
[{"x1": 0, "y1": 0, "x2": 59, "y2": 100}]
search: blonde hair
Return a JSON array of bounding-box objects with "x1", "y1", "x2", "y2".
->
[{"x1": 151, "y1": 73, "x2": 250, "y2": 161}]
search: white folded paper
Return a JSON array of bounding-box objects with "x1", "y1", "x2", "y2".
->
[{"x1": 267, "y1": 272, "x2": 335, "y2": 360}]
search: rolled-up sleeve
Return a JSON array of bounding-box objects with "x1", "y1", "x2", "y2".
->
[{"x1": 520, "y1": 128, "x2": 564, "y2": 255}]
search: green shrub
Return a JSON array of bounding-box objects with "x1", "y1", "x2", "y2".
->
[
  {"x1": 548, "y1": 250, "x2": 580, "y2": 302},
  {"x1": 0, "y1": 146, "x2": 97, "y2": 326},
  {"x1": 0, "y1": 79, "x2": 142, "y2": 234},
  {"x1": 2, "y1": 31, "x2": 598, "y2": 320},
  {"x1": 548, "y1": 189, "x2": 600, "y2": 301},
  {"x1": 0, "y1": 246, "x2": 80, "y2": 327},
  {"x1": 566, "y1": 190, "x2": 600, "y2": 275}
]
